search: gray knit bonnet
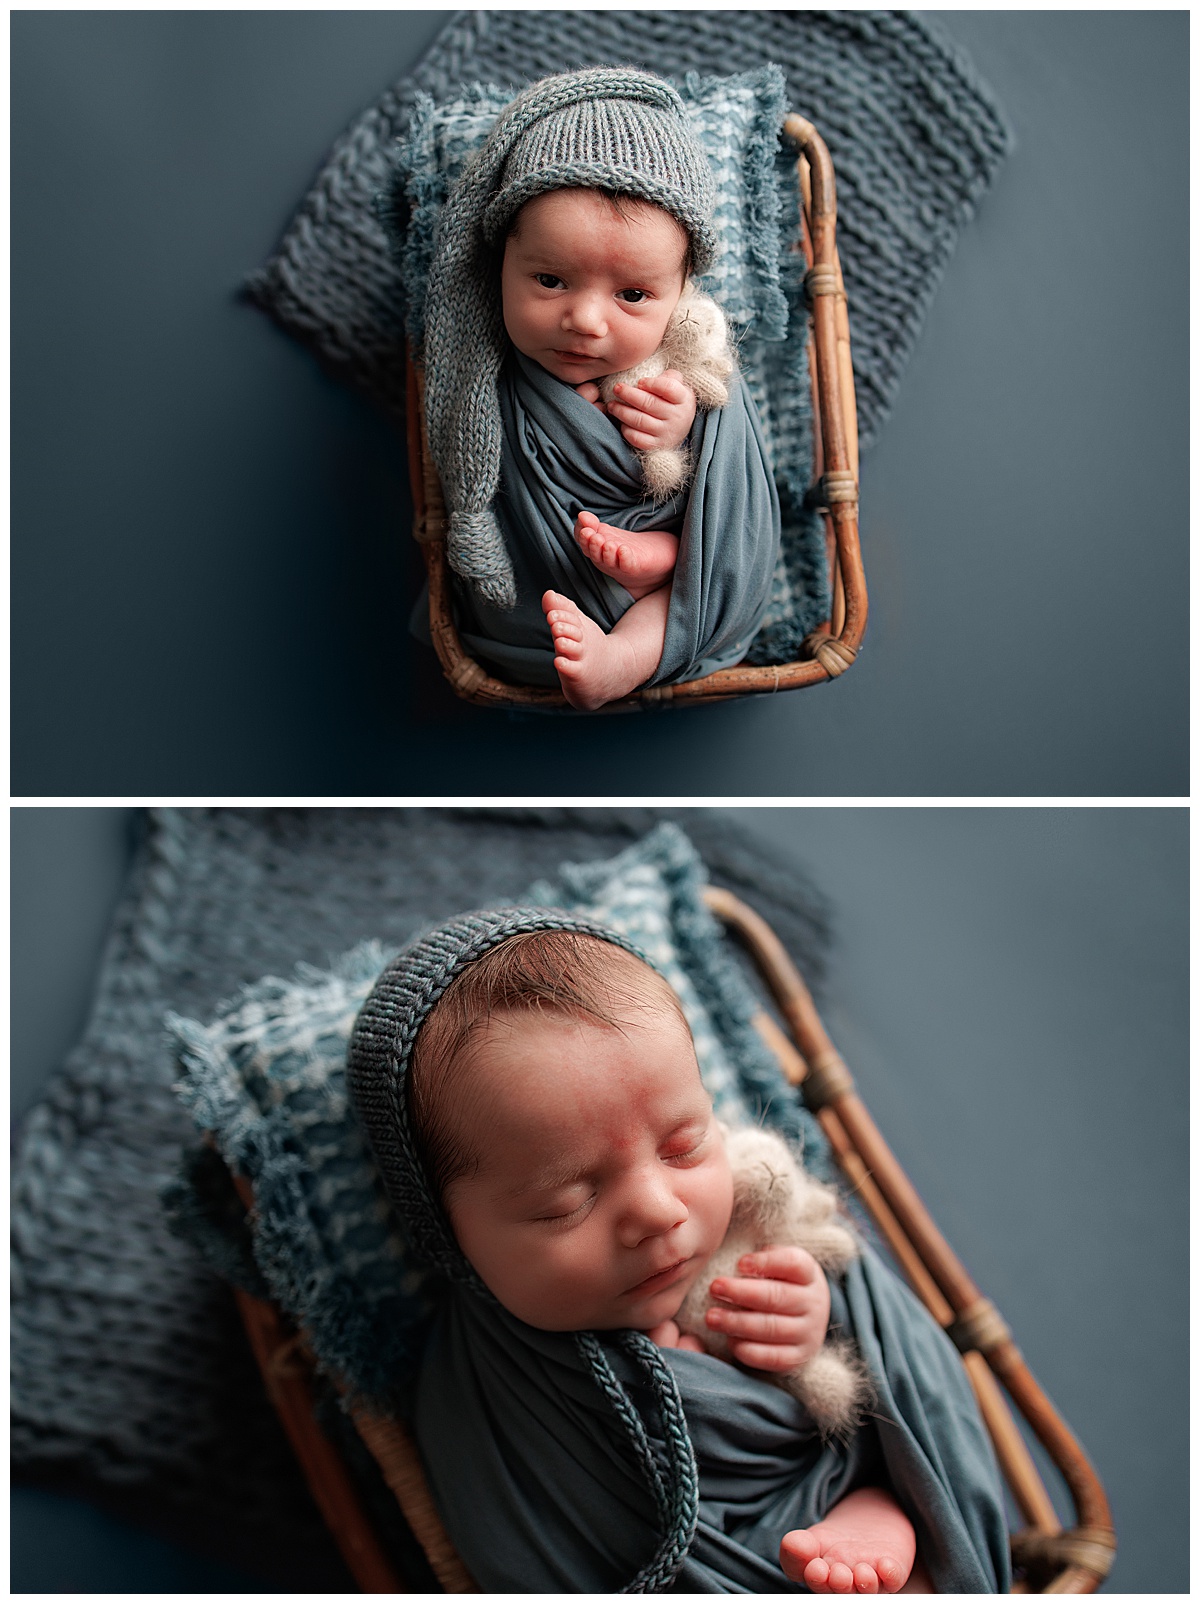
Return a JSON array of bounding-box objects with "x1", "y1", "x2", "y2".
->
[
  {"x1": 421, "y1": 67, "x2": 718, "y2": 608},
  {"x1": 345, "y1": 903, "x2": 702, "y2": 1589},
  {"x1": 345, "y1": 904, "x2": 647, "y2": 1281}
]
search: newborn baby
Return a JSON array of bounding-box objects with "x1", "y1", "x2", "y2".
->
[
  {"x1": 502, "y1": 187, "x2": 732, "y2": 709},
  {"x1": 402, "y1": 926, "x2": 918, "y2": 1592},
  {"x1": 418, "y1": 67, "x2": 781, "y2": 707}
]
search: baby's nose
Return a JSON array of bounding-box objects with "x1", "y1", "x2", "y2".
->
[
  {"x1": 563, "y1": 293, "x2": 607, "y2": 337},
  {"x1": 621, "y1": 1178, "x2": 688, "y2": 1244}
]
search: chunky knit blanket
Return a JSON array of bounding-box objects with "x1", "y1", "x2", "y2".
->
[
  {"x1": 10, "y1": 807, "x2": 830, "y2": 1586},
  {"x1": 246, "y1": 10, "x2": 1011, "y2": 453}
]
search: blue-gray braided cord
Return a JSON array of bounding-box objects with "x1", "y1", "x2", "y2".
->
[{"x1": 576, "y1": 1329, "x2": 700, "y2": 1592}]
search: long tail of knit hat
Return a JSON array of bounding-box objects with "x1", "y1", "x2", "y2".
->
[{"x1": 422, "y1": 67, "x2": 718, "y2": 609}]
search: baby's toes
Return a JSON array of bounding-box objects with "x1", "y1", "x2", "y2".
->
[
  {"x1": 551, "y1": 627, "x2": 584, "y2": 659},
  {"x1": 802, "y1": 1558, "x2": 831, "y2": 1591},
  {"x1": 852, "y1": 1562, "x2": 880, "y2": 1593},
  {"x1": 825, "y1": 1561, "x2": 856, "y2": 1594},
  {"x1": 781, "y1": 1531, "x2": 821, "y2": 1583},
  {"x1": 873, "y1": 1558, "x2": 903, "y2": 1593}
]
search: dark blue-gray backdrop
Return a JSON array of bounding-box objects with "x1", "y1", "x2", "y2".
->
[
  {"x1": 10, "y1": 11, "x2": 1188, "y2": 797},
  {"x1": 10, "y1": 806, "x2": 1188, "y2": 1591}
]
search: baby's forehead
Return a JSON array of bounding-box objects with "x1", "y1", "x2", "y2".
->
[{"x1": 413, "y1": 929, "x2": 693, "y2": 1093}]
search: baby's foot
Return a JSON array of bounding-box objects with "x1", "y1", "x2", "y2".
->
[
  {"x1": 780, "y1": 1488, "x2": 916, "y2": 1594},
  {"x1": 542, "y1": 590, "x2": 647, "y2": 711},
  {"x1": 574, "y1": 511, "x2": 678, "y2": 600}
]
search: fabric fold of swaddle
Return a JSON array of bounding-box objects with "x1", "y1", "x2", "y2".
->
[
  {"x1": 453, "y1": 352, "x2": 780, "y2": 688},
  {"x1": 416, "y1": 1248, "x2": 1011, "y2": 1593}
]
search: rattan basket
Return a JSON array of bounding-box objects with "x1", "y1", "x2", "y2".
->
[
  {"x1": 407, "y1": 114, "x2": 867, "y2": 711},
  {"x1": 224, "y1": 887, "x2": 1114, "y2": 1594}
]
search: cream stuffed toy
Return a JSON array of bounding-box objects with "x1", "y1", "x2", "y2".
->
[
  {"x1": 598, "y1": 283, "x2": 735, "y2": 502},
  {"x1": 676, "y1": 1125, "x2": 871, "y2": 1438}
]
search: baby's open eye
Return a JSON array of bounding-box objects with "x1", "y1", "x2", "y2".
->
[
  {"x1": 617, "y1": 288, "x2": 649, "y2": 304},
  {"x1": 535, "y1": 273, "x2": 564, "y2": 290}
]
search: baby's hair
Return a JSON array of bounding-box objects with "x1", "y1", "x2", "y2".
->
[
  {"x1": 505, "y1": 187, "x2": 696, "y2": 279},
  {"x1": 409, "y1": 928, "x2": 692, "y2": 1205}
]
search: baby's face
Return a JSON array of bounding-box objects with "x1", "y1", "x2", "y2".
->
[
  {"x1": 501, "y1": 188, "x2": 687, "y2": 386},
  {"x1": 443, "y1": 1003, "x2": 733, "y2": 1331}
]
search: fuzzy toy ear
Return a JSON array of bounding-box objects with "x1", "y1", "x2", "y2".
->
[{"x1": 659, "y1": 288, "x2": 733, "y2": 409}]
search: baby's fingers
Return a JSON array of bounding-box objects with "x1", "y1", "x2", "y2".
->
[
  {"x1": 636, "y1": 369, "x2": 689, "y2": 404},
  {"x1": 619, "y1": 423, "x2": 666, "y2": 452},
  {"x1": 726, "y1": 1337, "x2": 814, "y2": 1373},
  {"x1": 733, "y1": 1247, "x2": 821, "y2": 1285},
  {"x1": 706, "y1": 1305, "x2": 807, "y2": 1344},
  {"x1": 710, "y1": 1272, "x2": 813, "y2": 1316},
  {"x1": 608, "y1": 393, "x2": 670, "y2": 433}
]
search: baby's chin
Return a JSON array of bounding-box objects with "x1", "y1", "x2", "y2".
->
[
  {"x1": 497, "y1": 1258, "x2": 709, "y2": 1333},
  {"x1": 620, "y1": 1261, "x2": 707, "y2": 1331}
]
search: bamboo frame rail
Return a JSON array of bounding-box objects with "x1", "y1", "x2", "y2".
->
[
  {"x1": 407, "y1": 113, "x2": 866, "y2": 710},
  {"x1": 701, "y1": 885, "x2": 1116, "y2": 1594}
]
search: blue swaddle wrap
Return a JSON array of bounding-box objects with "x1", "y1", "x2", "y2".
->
[
  {"x1": 453, "y1": 353, "x2": 781, "y2": 688},
  {"x1": 416, "y1": 1243, "x2": 1011, "y2": 1592}
]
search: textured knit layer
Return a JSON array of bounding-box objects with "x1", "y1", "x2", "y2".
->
[
  {"x1": 476, "y1": 74, "x2": 717, "y2": 263},
  {"x1": 418, "y1": 66, "x2": 717, "y2": 607},
  {"x1": 245, "y1": 10, "x2": 1012, "y2": 454},
  {"x1": 11, "y1": 807, "x2": 832, "y2": 1586}
]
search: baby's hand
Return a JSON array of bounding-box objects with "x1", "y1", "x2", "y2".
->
[
  {"x1": 606, "y1": 370, "x2": 697, "y2": 453},
  {"x1": 646, "y1": 1319, "x2": 706, "y2": 1354},
  {"x1": 574, "y1": 380, "x2": 607, "y2": 412},
  {"x1": 707, "y1": 1247, "x2": 830, "y2": 1372}
]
